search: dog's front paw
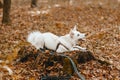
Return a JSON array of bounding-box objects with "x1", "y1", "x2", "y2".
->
[
  {"x1": 80, "y1": 47, "x2": 87, "y2": 52},
  {"x1": 72, "y1": 46, "x2": 87, "y2": 52}
]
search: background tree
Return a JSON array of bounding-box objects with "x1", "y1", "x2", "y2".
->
[
  {"x1": 2, "y1": 0, "x2": 11, "y2": 24},
  {"x1": 0, "y1": 1, "x2": 3, "y2": 8},
  {"x1": 31, "y1": 0, "x2": 37, "y2": 8}
]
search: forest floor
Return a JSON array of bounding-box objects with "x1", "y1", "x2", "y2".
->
[{"x1": 0, "y1": 0, "x2": 120, "y2": 80}]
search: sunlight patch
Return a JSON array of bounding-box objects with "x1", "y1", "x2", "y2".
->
[{"x1": 28, "y1": 9, "x2": 50, "y2": 16}]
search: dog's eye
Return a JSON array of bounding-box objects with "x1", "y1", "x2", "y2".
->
[{"x1": 77, "y1": 34, "x2": 80, "y2": 36}]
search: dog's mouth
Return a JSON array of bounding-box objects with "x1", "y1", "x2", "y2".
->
[{"x1": 79, "y1": 38, "x2": 86, "y2": 41}]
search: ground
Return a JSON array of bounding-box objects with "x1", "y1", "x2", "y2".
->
[{"x1": 0, "y1": 0, "x2": 120, "y2": 80}]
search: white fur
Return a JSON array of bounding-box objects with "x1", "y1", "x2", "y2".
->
[
  {"x1": 27, "y1": 31, "x2": 44, "y2": 49},
  {"x1": 27, "y1": 25, "x2": 86, "y2": 53},
  {"x1": 27, "y1": 31, "x2": 59, "y2": 50},
  {"x1": 57, "y1": 26, "x2": 86, "y2": 52},
  {"x1": 42, "y1": 32, "x2": 60, "y2": 50}
]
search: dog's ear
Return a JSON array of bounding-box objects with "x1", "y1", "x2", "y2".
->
[
  {"x1": 70, "y1": 29, "x2": 74, "y2": 38},
  {"x1": 73, "y1": 25, "x2": 77, "y2": 31}
]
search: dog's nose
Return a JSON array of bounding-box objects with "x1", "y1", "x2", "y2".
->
[
  {"x1": 82, "y1": 33, "x2": 86, "y2": 37},
  {"x1": 84, "y1": 33, "x2": 88, "y2": 36}
]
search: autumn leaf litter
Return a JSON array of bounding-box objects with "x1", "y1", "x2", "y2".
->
[{"x1": 0, "y1": 0, "x2": 120, "y2": 80}]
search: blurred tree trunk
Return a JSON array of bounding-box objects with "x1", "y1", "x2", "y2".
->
[
  {"x1": 0, "y1": 1, "x2": 3, "y2": 8},
  {"x1": 31, "y1": 0, "x2": 37, "y2": 8},
  {"x1": 2, "y1": 0, "x2": 11, "y2": 24}
]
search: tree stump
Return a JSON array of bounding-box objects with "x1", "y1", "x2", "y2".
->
[{"x1": 31, "y1": 0, "x2": 37, "y2": 8}]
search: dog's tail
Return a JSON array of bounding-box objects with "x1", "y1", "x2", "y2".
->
[{"x1": 27, "y1": 31, "x2": 44, "y2": 49}]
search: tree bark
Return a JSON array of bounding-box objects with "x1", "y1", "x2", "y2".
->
[
  {"x1": 2, "y1": 0, "x2": 11, "y2": 24},
  {"x1": 31, "y1": 0, "x2": 37, "y2": 8},
  {"x1": 0, "y1": 1, "x2": 3, "y2": 8}
]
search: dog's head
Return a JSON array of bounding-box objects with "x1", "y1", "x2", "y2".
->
[{"x1": 69, "y1": 25, "x2": 85, "y2": 41}]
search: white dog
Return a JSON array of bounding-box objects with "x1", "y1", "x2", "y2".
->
[{"x1": 27, "y1": 25, "x2": 86, "y2": 53}]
